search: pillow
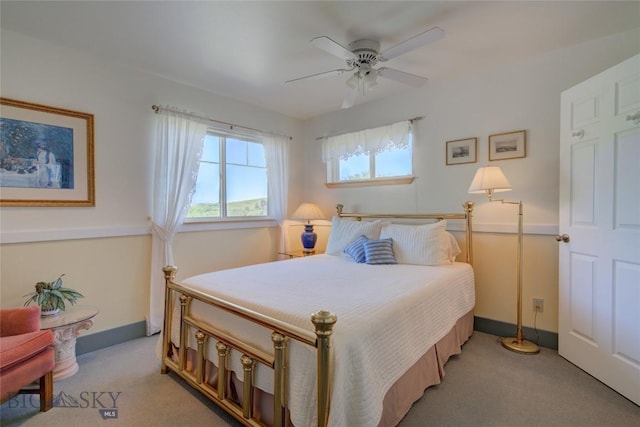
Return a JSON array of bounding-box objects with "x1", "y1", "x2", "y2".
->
[
  {"x1": 379, "y1": 220, "x2": 452, "y2": 266},
  {"x1": 446, "y1": 231, "x2": 462, "y2": 262},
  {"x1": 343, "y1": 235, "x2": 368, "y2": 263},
  {"x1": 363, "y1": 238, "x2": 397, "y2": 265},
  {"x1": 325, "y1": 216, "x2": 383, "y2": 256}
]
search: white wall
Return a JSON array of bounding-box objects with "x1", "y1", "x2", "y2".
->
[
  {"x1": 0, "y1": 29, "x2": 304, "y2": 241},
  {"x1": 0, "y1": 29, "x2": 304, "y2": 333},
  {"x1": 302, "y1": 28, "x2": 640, "y2": 332},
  {"x1": 303, "y1": 28, "x2": 640, "y2": 228}
]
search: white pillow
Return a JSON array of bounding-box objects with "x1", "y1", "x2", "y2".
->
[
  {"x1": 325, "y1": 216, "x2": 383, "y2": 256},
  {"x1": 446, "y1": 231, "x2": 462, "y2": 262},
  {"x1": 379, "y1": 220, "x2": 452, "y2": 266}
]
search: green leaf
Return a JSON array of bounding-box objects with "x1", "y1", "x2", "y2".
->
[
  {"x1": 36, "y1": 292, "x2": 47, "y2": 306},
  {"x1": 52, "y1": 275, "x2": 64, "y2": 289}
]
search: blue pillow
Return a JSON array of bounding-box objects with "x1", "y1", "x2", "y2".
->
[
  {"x1": 343, "y1": 235, "x2": 368, "y2": 263},
  {"x1": 364, "y1": 238, "x2": 397, "y2": 265}
]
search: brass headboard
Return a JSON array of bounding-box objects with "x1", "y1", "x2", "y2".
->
[{"x1": 335, "y1": 201, "x2": 475, "y2": 264}]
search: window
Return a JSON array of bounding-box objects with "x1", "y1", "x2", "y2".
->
[
  {"x1": 323, "y1": 120, "x2": 414, "y2": 184},
  {"x1": 187, "y1": 132, "x2": 268, "y2": 220},
  {"x1": 337, "y1": 137, "x2": 412, "y2": 181}
]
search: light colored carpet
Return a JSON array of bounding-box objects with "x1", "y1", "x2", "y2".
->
[{"x1": 2, "y1": 332, "x2": 638, "y2": 426}]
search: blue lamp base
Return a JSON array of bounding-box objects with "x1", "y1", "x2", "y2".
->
[{"x1": 301, "y1": 224, "x2": 317, "y2": 253}]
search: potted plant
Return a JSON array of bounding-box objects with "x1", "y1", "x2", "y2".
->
[{"x1": 23, "y1": 274, "x2": 84, "y2": 316}]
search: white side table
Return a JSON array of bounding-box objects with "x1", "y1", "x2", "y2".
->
[{"x1": 39, "y1": 305, "x2": 99, "y2": 381}]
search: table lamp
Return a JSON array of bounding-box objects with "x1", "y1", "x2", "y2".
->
[{"x1": 291, "y1": 203, "x2": 325, "y2": 253}]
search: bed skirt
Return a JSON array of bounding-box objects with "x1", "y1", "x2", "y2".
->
[
  {"x1": 172, "y1": 309, "x2": 474, "y2": 427},
  {"x1": 377, "y1": 309, "x2": 474, "y2": 426}
]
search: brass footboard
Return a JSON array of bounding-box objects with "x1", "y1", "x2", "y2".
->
[{"x1": 160, "y1": 265, "x2": 336, "y2": 427}]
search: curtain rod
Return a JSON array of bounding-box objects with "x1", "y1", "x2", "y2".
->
[
  {"x1": 151, "y1": 105, "x2": 292, "y2": 140},
  {"x1": 315, "y1": 116, "x2": 423, "y2": 141}
]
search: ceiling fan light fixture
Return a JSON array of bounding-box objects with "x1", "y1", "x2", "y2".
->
[
  {"x1": 346, "y1": 73, "x2": 359, "y2": 89},
  {"x1": 364, "y1": 70, "x2": 378, "y2": 89}
]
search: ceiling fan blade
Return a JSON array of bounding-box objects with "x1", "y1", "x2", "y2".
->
[
  {"x1": 311, "y1": 36, "x2": 357, "y2": 60},
  {"x1": 286, "y1": 68, "x2": 351, "y2": 84},
  {"x1": 377, "y1": 67, "x2": 428, "y2": 87},
  {"x1": 378, "y1": 27, "x2": 445, "y2": 62},
  {"x1": 341, "y1": 85, "x2": 358, "y2": 109}
]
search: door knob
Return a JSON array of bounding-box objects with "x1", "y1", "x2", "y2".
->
[
  {"x1": 556, "y1": 234, "x2": 570, "y2": 243},
  {"x1": 626, "y1": 112, "x2": 640, "y2": 125}
]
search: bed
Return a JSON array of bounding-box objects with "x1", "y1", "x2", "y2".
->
[{"x1": 160, "y1": 202, "x2": 475, "y2": 427}]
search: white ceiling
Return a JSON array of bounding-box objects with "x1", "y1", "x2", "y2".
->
[{"x1": 1, "y1": 1, "x2": 639, "y2": 120}]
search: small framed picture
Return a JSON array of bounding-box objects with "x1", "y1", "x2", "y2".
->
[
  {"x1": 489, "y1": 130, "x2": 526, "y2": 161},
  {"x1": 446, "y1": 137, "x2": 477, "y2": 165}
]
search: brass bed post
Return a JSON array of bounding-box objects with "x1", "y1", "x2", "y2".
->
[
  {"x1": 272, "y1": 332, "x2": 287, "y2": 427},
  {"x1": 312, "y1": 310, "x2": 337, "y2": 427},
  {"x1": 240, "y1": 355, "x2": 255, "y2": 419},
  {"x1": 195, "y1": 330, "x2": 206, "y2": 384},
  {"x1": 215, "y1": 342, "x2": 229, "y2": 400},
  {"x1": 463, "y1": 201, "x2": 474, "y2": 265},
  {"x1": 178, "y1": 294, "x2": 190, "y2": 370},
  {"x1": 161, "y1": 265, "x2": 177, "y2": 374}
]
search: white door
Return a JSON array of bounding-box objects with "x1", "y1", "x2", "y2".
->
[{"x1": 559, "y1": 54, "x2": 640, "y2": 406}]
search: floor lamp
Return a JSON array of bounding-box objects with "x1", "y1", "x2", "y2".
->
[{"x1": 468, "y1": 166, "x2": 539, "y2": 354}]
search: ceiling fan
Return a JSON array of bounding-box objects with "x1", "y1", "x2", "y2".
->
[{"x1": 286, "y1": 27, "x2": 445, "y2": 109}]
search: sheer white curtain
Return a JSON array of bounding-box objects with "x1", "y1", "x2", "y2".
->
[
  {"x1": 263, "y1": 135, "x2": 291, "y2": 252},
  {"x1": 322, "y1": 120, "x2": 411, "y2": 162},
  {"x1": 147, "y1": 108, "x2": 208, "y2": 335}
]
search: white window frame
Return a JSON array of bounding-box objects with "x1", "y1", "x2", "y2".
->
[
  {"x1": 184, "y1": 130, "x2": 271, "y2": 224},
  {"x1": 322, "y1": 120, "x2": 415, "y2": 186}
]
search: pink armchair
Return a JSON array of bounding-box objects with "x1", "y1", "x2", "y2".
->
[{"x1": 0, "y1": 306, "x2": 55, "y2": 411}]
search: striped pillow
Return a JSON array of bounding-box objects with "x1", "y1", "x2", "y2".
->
[
  {"x1": 343, "y1": 235, "x2": 368, "y2": 263},
  {"x1": 363, "y1": 238, "x2": 397, "y2": 265}
]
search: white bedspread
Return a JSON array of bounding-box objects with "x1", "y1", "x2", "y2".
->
[{"x1": 176, "y1": 254, "x2": 475, "y2": 427}]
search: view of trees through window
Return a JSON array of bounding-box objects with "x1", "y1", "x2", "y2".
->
[{"x1": 187, "y1": 134, "x2": 268, "y2": 219}]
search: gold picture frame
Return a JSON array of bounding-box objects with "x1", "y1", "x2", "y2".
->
[
  {"x1": 0, "y1": 98, "x2": 95, "y2": 206},
  {"x1": 446, "y1": 137, "x2": 477, "y2": 165},
  {"x1": 489, "y1": 130, "x2": 526, "y2": 161}
]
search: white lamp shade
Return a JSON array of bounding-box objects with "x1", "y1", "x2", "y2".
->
[
  {"x1": 468, "y1": 166, "x2": 512, "y2": 194},
  {"x1": 291, "y1": 203, "x2": 325, "y2": 221}
]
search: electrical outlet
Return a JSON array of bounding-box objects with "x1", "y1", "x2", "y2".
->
[{"x1": 533, "y1": 298, "x2": 544, "y2": 313}]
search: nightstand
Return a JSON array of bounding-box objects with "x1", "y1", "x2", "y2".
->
[{"x1": 278, "y1": 249, "x2": 321, "y2": 259}]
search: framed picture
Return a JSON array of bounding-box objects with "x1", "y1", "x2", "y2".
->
[
  {"x1": 0, "y1": 98, "x2": 95, "y2": 206},
  {"x1": 489, "y1": 130, "x2": 526, "y2": 161},
  {"x1": 446, "y1": 137, "x2": 477, "y2": 165}
]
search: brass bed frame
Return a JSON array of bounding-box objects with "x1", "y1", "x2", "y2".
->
[{"x1": 160, "y1": 202, "x2": 474, "y2": 427}]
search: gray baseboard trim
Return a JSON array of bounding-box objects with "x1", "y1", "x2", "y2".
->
[
  {"x1": 75, "y1": 317, "x2": 557, "y2": 356},
  {"x1": 76, "y1": 320, "x2": 147, "y2": 356},
  {"x1": 474, "y1": 316, "x2": 558, "y2": 350}
]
